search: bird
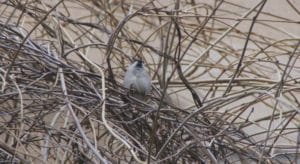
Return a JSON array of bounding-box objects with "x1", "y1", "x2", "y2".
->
[{"x1": 123, "y1": 60, "x2": 151, "y2": 99}]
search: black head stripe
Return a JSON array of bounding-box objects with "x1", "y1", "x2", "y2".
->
[{"x1": 136, "y1": 60, "x2": 143, "y2": 68}]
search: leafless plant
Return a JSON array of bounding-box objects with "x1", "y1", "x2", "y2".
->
[{"x1": 0, "y1": 0, "x2": 300, "y2": 163}]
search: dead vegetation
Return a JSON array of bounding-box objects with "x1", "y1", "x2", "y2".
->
[{"x1": 0, "y1": 0, "x2": 300, "y2": 163}]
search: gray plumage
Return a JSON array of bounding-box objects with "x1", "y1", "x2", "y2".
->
[{"x1": 123, "y1": 60, "x2": 151, "y2": 96}]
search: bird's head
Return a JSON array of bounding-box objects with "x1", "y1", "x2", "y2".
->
[{"x1": 135, "y1": 60, "x2": 144, "y2": 68}]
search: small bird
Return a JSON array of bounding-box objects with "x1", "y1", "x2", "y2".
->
[{"x1": 123, "y1": 60, "x2": 151, "y2": 98}]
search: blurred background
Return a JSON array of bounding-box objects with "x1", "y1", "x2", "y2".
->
[{"x1": 0, "y1": 0, "x2": 300, "y2": 163}]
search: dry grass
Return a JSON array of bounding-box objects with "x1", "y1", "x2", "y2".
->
[{"x1": 0, "y1": 0, "x2": 300, "y2": 163}]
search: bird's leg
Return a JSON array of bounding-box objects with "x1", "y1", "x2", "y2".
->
[{"x1": 129, "y1": 84, "x2": 137, "y2": 95}]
